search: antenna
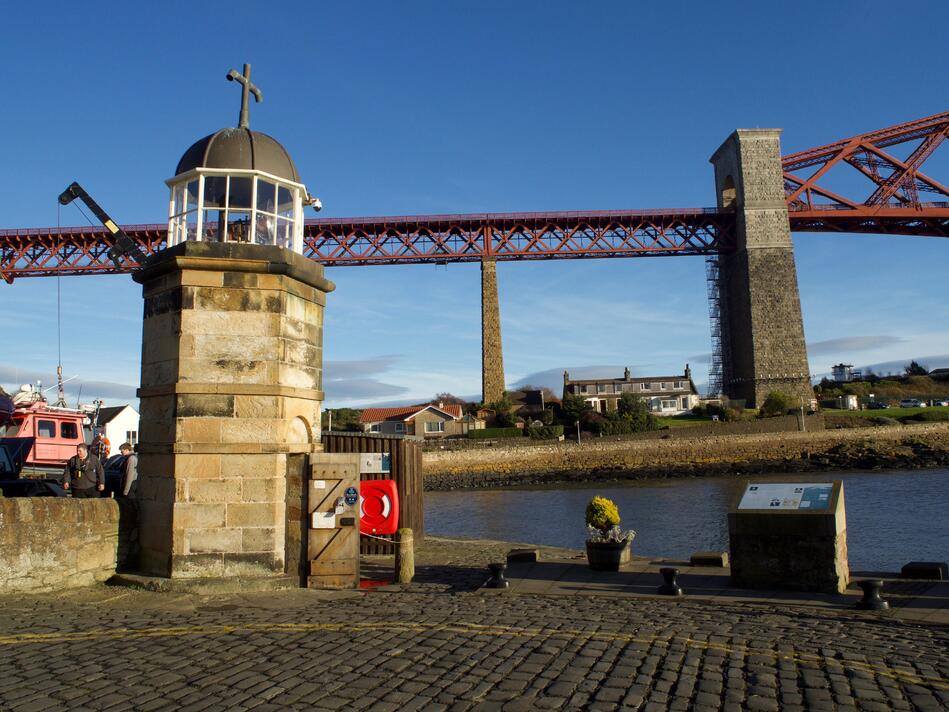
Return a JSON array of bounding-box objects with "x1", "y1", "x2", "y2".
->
[
  {"x1": 76, "y1": 384, "x2": 83, "y2": 409},
  {"x1": 55, "y1": 201, "x2": 67, "y2": 408}
]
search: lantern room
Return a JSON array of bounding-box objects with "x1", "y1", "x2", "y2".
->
[{"x1": 164, "y1": 64, "x2": 314, "y2": 254}]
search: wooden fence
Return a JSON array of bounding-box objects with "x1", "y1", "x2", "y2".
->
[{"x1": 322, "y1": 432, "x2": 424, "y2": 555}]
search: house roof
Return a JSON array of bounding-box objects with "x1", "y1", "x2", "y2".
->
[
  {"x1": 565, "y1": 375, "x2": 689, "y2": 386},
  {"x1": 360, "y1": 403, "x2": 463, "y2": 424},
  {"x1": 97, "y1": 405, "x2": 136, "y2": 424}
]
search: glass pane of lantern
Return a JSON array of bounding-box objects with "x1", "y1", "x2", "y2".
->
[
  {"x1": 203, "y1": 210, "x2": 224, "y2": 242},
  {"x1": 276, "y1": 218, "x2": 292, "y2": 249},
  {"x1": 227, "y1": 211, "x2": 252, "y2": 243},
  {"x1": 229, "y1": 177, "x2": 253, "y2": 209},
  {"x1": 186, "y1": 180, "x2": 199, "y2": 212},
  {"x1": 277, "y1": 186, "x2": 294, "y2": 217},
  {"x1": 204, "y1": 177, "x2": 227, "y2": 208},
  {"x1": 255, "y1": 211, "x2": 275, "y2": 245},
  {"x1": 186, "y1": 213, "x2": 198, "y2": 242},
  {"x1": 256, "y1": 180, "x2": 276, "y2": 214},
  {"x1": 172, "y1": 186, "x2": 183, "y2": 216}
]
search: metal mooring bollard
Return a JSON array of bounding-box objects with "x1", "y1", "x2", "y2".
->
[
  {"x1": 855, "y1": 579, "x2": 889, "y2": 610},
  {"x1": 486, "y1": 562, "x2": 509, "y2": 589},
  {"x1": 657, "y1": 567, "x2": 683, "y2": 596}
]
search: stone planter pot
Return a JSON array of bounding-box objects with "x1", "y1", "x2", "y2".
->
[{"x1": 585, "y1": 538, "x2": 632, "y2": 572}]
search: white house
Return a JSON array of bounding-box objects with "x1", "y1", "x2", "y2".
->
[{"x1": 97, "y1": 405, "x2": 140, "y2": 450}]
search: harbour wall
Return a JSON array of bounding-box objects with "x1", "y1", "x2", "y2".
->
[
  {"x1": 423, "y1": 423, "x2": 949, "y2": 489},
  {"x1": 0, "y1": 498, "x2": 138, "y2": 593}
]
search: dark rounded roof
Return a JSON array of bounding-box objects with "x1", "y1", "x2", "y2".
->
[{"x1": 175, "y1": 127, "x2": 301, "y2": 183}]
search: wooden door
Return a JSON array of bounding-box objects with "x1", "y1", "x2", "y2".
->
[{"x1": 307, "y1": 453, "x2": 360, "y2": 589}]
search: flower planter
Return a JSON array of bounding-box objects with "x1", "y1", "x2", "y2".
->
[{"x1": 585, "y1": 539, "x2": 631, "y2": 572}]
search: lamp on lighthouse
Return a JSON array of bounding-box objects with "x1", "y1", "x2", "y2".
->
[{"x1": 165, "y1": 63, "x2": 317, "y2": 254}]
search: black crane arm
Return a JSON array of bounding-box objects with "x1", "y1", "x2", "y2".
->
[{"x1": 57, "y1": 182, "x2": 148, "y2": 269}]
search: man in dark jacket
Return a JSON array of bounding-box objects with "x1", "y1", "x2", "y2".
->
[{"x1": 63, "y1": 443, "x2": 104, "y2": 497}]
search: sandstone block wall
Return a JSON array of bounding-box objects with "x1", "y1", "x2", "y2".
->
[
  {"x1": 134, "y1": 242, "x2": 333, "y2": 579},
  {"x1": 0, "y1": 498, "x2": 137, "y2": 593}
]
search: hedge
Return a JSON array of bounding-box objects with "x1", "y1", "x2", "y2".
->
[
  {"x1": 468, "y1": 427, "x2": 522, "y2": 439},
  {"x1": 527, "y1": 425, "x2": 564, "y2": 440}
]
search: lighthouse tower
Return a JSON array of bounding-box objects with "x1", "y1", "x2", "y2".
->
[{"x1": 134, "y1": 65, "x2": 334, "y2": 582}]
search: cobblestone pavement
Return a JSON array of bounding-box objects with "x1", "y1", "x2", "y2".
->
[{"x1": 0, "y1": 538, "x2": 947, "y2": 711}]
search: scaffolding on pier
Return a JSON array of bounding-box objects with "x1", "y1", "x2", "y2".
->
[{"x1": 705, "y1": 254, "x2": 724, "y2": 398}]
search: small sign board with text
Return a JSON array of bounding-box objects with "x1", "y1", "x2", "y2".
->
[
  {"x1": 359, "y1": 452, "x2": 391, "y2": 474},
  {"x1": 737, "y1": 482, "x2": 835, "y2": 511}
]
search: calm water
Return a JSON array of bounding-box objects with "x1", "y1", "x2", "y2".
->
[{"x1": 425, "y1": 469, "x2": 949, "y2": 573}]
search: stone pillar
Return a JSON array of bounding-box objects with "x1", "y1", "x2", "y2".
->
[
  {"x1": 481, "y1": 257, "x2": 505, "y2": 404},
  {"x1": 133, "y1": 242, "x2": 334, "y2": 579},
  {"x1": 709, "y1": 129, "x2": 812, "y2": 409}
]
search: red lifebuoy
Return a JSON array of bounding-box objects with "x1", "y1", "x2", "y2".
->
[{"x1": 360, "y1": 480, "x2": 399, "y2": 535}]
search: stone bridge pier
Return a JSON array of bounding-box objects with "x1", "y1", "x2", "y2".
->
[{"x1": 710, "y1": 129, "x2": 813, "y2": 408}]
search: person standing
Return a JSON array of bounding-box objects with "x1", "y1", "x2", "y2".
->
[
  {"x1": 63, "y1": 443, "x2": 104, "y2": 497},
  {"x1": 118, "y1": 442, "x2": 138, "y2": 497}
]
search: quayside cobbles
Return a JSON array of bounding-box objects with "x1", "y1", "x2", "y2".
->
[
  {"x1": 0, "y1": 587, "x2": 946, "y2": 710},
  {"x1": 1, "y1": 539, "x2": 946, "y2": 711}
]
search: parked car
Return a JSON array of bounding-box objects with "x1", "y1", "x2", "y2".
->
[
  {"x1": 930, "y1": 399, "x2": 949, "y2": 407},
  {"x1": 866, "y1": 401, "x2": 889, "y2": 410},
  {"x1": 103, "y1": 454, "x2": 129, "y2": 497},
  {"x1": 899, "y1": 398, "x2": 926, "y2": 408},
  {"x1": 0, "y1": 479, "x2": 68, "y2": 497}
]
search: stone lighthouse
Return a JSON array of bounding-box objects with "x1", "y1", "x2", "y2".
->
[{"x1": 134, "y1": 65, "x2": 334, "y2": 581}]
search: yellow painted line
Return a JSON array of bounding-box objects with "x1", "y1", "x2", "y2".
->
[{"x1": 0, "y1": 620, "x2": 945, "y2": 691}]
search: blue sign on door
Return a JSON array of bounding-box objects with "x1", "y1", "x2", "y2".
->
[{"x1": 344, "y1": 486, "x2": 359, "y2": 506}]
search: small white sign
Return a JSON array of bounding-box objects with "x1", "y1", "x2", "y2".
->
[
  {"x1": 313, "y1": 480, "x2": 326, "y2": 489},
  {"x1": 311, "y1": 511, "x2": 336, "y2": 529},
  {"x1": 359, "y1": 453, "x2": 391, "y2": 474}
]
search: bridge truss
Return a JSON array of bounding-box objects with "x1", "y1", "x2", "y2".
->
[{"x1": 1, "y1": 112, "x2": 947, "y2": 283}]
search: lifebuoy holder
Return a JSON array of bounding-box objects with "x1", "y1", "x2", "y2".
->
[{"x1": 359, "y1": 480, "x2": 399, "y2": 535}]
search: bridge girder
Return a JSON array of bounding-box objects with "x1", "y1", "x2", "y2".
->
[{"x1": 2, "y1": 111, "x2": 947, "y2": 282}]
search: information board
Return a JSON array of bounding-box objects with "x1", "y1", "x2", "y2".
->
[{"x1": 738, "y1": 482, "x2": 834, "y2": 511}]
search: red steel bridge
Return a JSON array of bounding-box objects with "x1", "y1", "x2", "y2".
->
[{"x1": 1, "y1": 111, "x2": 947, "y2": 283}]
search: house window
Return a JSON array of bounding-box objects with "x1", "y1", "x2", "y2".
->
[
  {"x1": 369, "y1": 423, "x2": 381, "y2": 433},
  {"x1": 424, "y1": 421, "x2": 445, "y2": 433},
  {"x1": 640, "y1": 383, "x2": 649, "y2": 391},
  {"x1": 675, "y1": 381, "x2": 686, "y2": 389},
  {"x1": 597, "y1": 383, "x2": 610, "y2": 394},
  {"x1": 661, "y1": 382, "x2": 670, "y2": 390},
  {"x1": 125, "y1": 430, "x2": 138, "y2": 446},
  {"x1": 394, "y1": 423, "x2": 405, "y2": 433},
  {"x1": 681, "y1": 397, "x2": 689, "y2": 409},
  {"x1": 61, "y1": 422, "x2": 80, "y2": 440},
  {"x1": 661, "y1": 399, "x2": 677, "y2": 409},
  {"x1": 37, "y1": 420, "x2": 55, "y2": 438}
]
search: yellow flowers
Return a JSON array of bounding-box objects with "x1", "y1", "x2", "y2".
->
[{"x1": 585, "y1": 496, "x2": 620, "y2": 531}]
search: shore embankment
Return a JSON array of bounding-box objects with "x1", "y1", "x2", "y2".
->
[{"x1": 423, "y1": 422, "x2": 949, "y2": 490}]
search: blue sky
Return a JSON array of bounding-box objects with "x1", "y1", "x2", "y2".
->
[{"x1": 1, "y1": 1, "x2": 947, "y2": 408}]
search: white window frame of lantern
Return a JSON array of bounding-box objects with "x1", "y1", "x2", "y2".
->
[{"x1": 166, "y1": 168, "x2": 305, "y2": 254}]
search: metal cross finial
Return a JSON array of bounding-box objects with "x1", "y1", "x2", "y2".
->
[{"x1": 226, "y1": 63, "x2": 263, "y2": 129}]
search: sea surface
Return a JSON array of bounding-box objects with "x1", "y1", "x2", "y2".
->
[{"x1": 425, "y1": 468, "x2": 949, "y2": 573}]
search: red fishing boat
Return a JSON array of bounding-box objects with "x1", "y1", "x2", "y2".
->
[{"x1": 0, "y1": 385, "x2": 100, "y2": 478}]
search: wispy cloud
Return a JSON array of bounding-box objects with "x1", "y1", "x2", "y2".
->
[
  {"x1": 807, "y1": 335, "x2": 906, "y2": 357},
  {"x1": 0, "y1": 364, "x2": 137, "y2": 403},
  {"x1": 323, "y1": 355, "x2": 411, "y2": 403}
]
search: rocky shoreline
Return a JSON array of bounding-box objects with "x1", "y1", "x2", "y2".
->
[{"x1": 423, "y1": 425, "x2": 949, "y2": 490}]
